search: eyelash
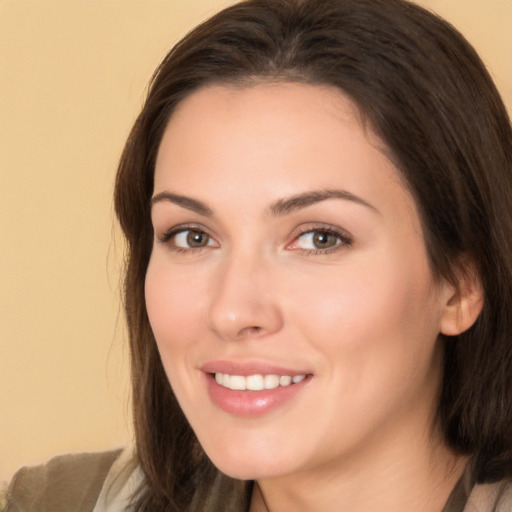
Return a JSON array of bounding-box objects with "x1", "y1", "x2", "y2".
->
[
  {"x1": 290, "y1": 226, "x2": 353, "y2": 256},
  {"x1": 157, "y1": 224, "x2": 353, "y2": 255},
  {"x1": 158, "y1": 224, "x2": 215, "y2": 253}
]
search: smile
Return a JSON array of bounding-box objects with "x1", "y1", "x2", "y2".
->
[{"x1": 214, "y1": 372, "x2": 306, "y2": 391}]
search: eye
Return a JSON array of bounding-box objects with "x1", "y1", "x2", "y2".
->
[
  {"x1": 296, "y1": 230, "x2": 340, "y2": 249},
  {"x1": 159, "y1": 227, "x2": 217, "y2": 251},
  {"x1": 288, "y1": 227, "x2": 352, "y2": 254},
  {"x1": 174, "y1": 229, "x2": 213, "y2": 248}
]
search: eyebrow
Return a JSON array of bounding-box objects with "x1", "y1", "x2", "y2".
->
[
  {"x1": 151, "y1": 192, "x2": 213, "y2": 216},
  {"x1": 267, "y1": 189, "x2": 379, "y2": 216},
  {"x1": 150, "y1": 188, "x2": 378, "y2": 217}
]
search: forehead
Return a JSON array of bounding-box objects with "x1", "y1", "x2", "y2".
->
[
  {"x1": 156, "y1": 82, "x2": 392, "y2": 181},
  {"x1": 154, "y1": 82, "x2": 415, "y2": 224},
  {"x1": 168, "y1": 81, "x2": 370, "y2": 141},
  {"x1": 172, "y1": 81, "x2": 361, "y2": 121}
]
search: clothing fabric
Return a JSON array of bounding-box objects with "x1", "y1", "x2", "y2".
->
[
  {"x1": 5, "y1": 447, "x2": 512, "y2": 511},
  {"x1": 5, "y1": 449, "x2": 124, "y2": 512}
]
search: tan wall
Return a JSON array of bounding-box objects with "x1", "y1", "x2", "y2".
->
[{"x1": 1, "y1": 0, "x2": 510, "y2": 483}]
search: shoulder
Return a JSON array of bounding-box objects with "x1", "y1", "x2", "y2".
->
[
  {"x1": 5, "y1": 449, "x2": 123, "y2": 512},
  {"x1": 464, "y1": 479, "x2": 512, "y2": 512}
]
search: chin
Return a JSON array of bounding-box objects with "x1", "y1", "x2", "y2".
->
[
  {"x1": 212, "y1": 462, "x2": 286, "y2": 481},
  {"x1": 203, "y1": 445, "x2": 295, "y2": 481}
]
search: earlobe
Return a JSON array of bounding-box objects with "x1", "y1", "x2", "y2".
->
[{"x1": 439, "y1": 266, "x2": 484, "y2": 336}]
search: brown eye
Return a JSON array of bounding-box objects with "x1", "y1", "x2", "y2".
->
[
  {"x1": 312, "y1": 231, "x2": 339, "y2": 249},
  {"x1": 172, "y1": 229, "x2": 214, "y2": 249},
  {"x1": 186, "y1": 230, "x2": 209, "y2": 247},
  {"x1": 295, "y1": 230, "x2": 344, "y2": 250}
]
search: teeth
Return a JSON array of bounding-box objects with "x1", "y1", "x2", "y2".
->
[
  {"x1": 229, "y1": 375, "x2": 247, "y2": 390},
  {"x1": 264, "y1": 374, "x2": 280, "y2": 389},
  {"x1": 280, "y1": 375, "x2": 292, "y2": 386},
  {"x1": 246, "y1": 374, "x2": 264, "y2": 391},
  {"x1": 214, "y1": 373, "x2": 307, "y2": 391}
]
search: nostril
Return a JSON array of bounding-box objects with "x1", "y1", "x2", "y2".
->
[{"x1": 238, "y1": 325, "x2": 263, "y2": 338}]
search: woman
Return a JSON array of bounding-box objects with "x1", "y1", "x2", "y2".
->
[{"x1": 6, "y1": 0, "x2": 512, "y2": 511}]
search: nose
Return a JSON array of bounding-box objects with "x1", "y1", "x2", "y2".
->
[{"x1": 207, "y1": 253, "x2": 284, "y2": 341}]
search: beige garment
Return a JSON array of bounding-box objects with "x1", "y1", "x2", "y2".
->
[
  {"x1": 464, "y1": 480, "x2": 512, "y2": 512},
  {"x1": 5, "y1": 447, "x2": 512, "y2": 511},
  {"x1": 91, "y1": 447, "x2": 142, "y2": 512},
  {"x1": 5, "y1": 449, "x2": 123, "y2": 512},
  {"x1": 87, "y1": 452, "x2": 512, "y2": 512}
]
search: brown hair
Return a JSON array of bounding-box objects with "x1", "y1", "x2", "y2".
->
[{"x1": 114, "y1": 0, "x2": 512, "y2": 509}]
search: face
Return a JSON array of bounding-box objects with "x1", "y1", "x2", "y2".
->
[{"x1": 145, "y1": 83, "x2": 454, "y2": 481}]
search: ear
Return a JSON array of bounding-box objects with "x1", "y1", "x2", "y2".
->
[{"x1": 439, "y1": 262, "x2": 484, "y2": 336}]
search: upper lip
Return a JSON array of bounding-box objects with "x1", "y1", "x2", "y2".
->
[{"x1": 200, "y1": 360, "x2": 311, "y2": 376}]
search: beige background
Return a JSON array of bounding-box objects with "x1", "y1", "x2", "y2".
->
[{"x1": 1, "y1": 0, "x2": 510, "y2": 483}]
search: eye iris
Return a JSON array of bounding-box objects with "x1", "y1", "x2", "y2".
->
[
  {"x1": 186, "y1": 230, "x2": 208, "y2": 247},
  {"x1": 313, "y1": 231, "x2": 338, "y2": 249}
]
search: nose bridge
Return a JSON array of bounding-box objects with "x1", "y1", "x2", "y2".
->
[{"x1": 207, "y1": 245, "x2": 283, "y2": 341}]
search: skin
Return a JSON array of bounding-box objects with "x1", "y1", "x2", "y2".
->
[{"x1": 145, "y1": 83, "x2": 479, "y2": 511}]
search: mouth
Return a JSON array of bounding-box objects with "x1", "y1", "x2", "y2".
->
[
  {"x1": 202, "y1": 364, "x2": 312, "y2": 417},
  {"x1": 213, "y1": 372, "x2": 306, "y2": 391}
]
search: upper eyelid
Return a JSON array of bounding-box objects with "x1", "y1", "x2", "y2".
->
[
  {"x1": 158, "y1": 224, "x2": 213, "y2": 242},
  {"x1": 290, "y1": 224, "x2": 353, "y2": 241},
  {"x1": 157, "y1": 222, "x2": 212, "y2": 234}
]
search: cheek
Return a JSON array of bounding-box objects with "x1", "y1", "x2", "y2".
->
[
  {"x1": 145, "y1": 258, "x2": 215, "y2": 411},
  {"x1": 287, "y1": 256, "x2": 443, "y2": 434},
  {"x1": 145, "y1": 257, "x2": 208, "y2": 355},
  {"x1": 286, "y1": 248, "x2": 441, "y2": 365}
]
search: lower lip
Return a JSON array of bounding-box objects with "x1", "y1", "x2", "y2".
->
[{"x1": 204, "y1": 373, "x2": 310, "y2": 417}]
